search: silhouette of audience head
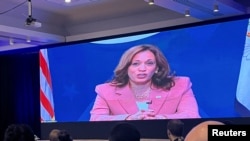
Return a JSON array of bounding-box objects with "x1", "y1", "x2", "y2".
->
[
  {"x1": 167, "y1": 119, "x2": 184, "y2": 141},
  {"x1": 49, "y1": 129, "x2": 72, "y2": 141},
  {"x1": 109, "y1": 122, "x2": 141, "y2": 141},
  {"x1": 58, "y1": 130, "x2": 73, "y2": 141},
  {"x1": 49, "y1": 129, "x2": 61, "y2": 141},
  {"x1": 3, "y1": 124, "x2": 35, "y2": 141},
  {"x1": 184, "y1": 120, "x2": 225, "y2": 141}
]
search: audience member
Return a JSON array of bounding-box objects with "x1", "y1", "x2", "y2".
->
[
  {"x1": 108, "y1": 122, "x2": 141, "y2": 141},
  {"x1": 58, "y1": 130, "x2": 73, "y2": 141},
  {"x1": 3, "y1": 124, "x2": 35, "y2": 141},
  {"x1": 49, "y1": 129, "x2": 61, "y2": 141},
  {"x1": 167, "y1": 119, "x2": 184, "y2": 141},
  {"x1": 184, "y1": 120, "x2": 225, "y2": 141}
]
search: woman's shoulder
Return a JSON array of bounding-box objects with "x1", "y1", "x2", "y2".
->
[
  {"x1": 96, "y1": 82, "x2": 112, "y2": 87},
  {"x1": 168, "y1": 76, "x2": 192, "y2": 92},
  {"x1": 95, "y1": 83, "x2": 118, "y2": 96},
  {"x1": 95, "y1": 82, "x2": 116, "y2": 91},
  {"x1": 174, "y1": 76, "x2": 191, "y2": 81},
  {"x1": 173, "y1": 76, "x2": 192, "y2": 86}
]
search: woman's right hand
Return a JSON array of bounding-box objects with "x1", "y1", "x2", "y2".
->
[{"x1": 126, "y1": 110, "x2": 146, "y2": 120}]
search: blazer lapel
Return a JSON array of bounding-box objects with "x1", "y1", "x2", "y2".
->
[
  {"x1": 115, "y1": 85, "x2": 138, "y2": 114},
  {"x1": 149, "y1": 88, "x2": 170, "y2": 114}
]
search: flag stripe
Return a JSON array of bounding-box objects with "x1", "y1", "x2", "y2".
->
[
  {"x1": 40, "y1": 89, "x2": 54, "y2": 118},
  {"x1": 39, "y1": 50, "x2": 52, "y2": 89},
  {"x1": 40, "y1": 101, "x2": 51, "y2": 121},
  {"x1": 39, "y1": 49, "x2": 55, "y2": 122},
  {"x1": 40, "y1": 67, "x2": 53, "y2": 105}
]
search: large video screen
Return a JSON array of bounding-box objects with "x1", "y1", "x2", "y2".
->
[{"x1": 40, "y1": 17, "x2": 250, "y2": 122}]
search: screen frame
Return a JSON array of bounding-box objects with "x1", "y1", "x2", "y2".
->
[{"x1": 5, "y1": 14, "x2": 249, "y2": 139}]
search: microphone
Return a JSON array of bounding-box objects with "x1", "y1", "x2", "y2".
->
[{"x1": 146, "y1": 100, "x2": 152, "y2": 104}]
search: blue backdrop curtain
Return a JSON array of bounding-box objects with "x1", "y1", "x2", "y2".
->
[{"x1": 0, "y1": 51, "x2": 40, "y2": 141}]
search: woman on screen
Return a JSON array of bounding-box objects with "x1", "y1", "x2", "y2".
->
[{"x1": 90, "y1": 44, "x2": 200, "y2": 121}]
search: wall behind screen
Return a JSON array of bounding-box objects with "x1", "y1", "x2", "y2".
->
[{"x1": 41, "y1": 17, "x2": 249, "y2": 122}]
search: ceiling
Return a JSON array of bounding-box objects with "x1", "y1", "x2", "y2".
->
[{"x1": 0, "y1": 0, "x2": 249, "y2": 52}]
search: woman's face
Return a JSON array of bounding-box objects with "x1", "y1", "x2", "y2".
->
[{"x1": 128, "y1": 50, "x2": 157, "y2": 85}]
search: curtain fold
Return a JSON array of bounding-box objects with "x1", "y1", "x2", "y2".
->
[{"x1": 0, "y1": 52, "x2": 40, "y2": 141}]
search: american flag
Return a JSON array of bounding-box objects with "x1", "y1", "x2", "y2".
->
[
  {"x1": 235, "y1": 18, "x2": 250, "y2": 116},
  {"x1": 39, "y1": 49, "x2": 56, "y2": 122}
]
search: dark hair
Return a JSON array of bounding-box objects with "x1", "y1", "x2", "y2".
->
[
  {"x1": 58, "y1": 130, "x2": 73, "y2": 141},
  {"x1": 3, "y1": 124, "x2": 35, "y2": 141},
  {"x1": 109, "y1": 122, "x2": 140, "y2": 141},
  {"x1": 111, "y1": 44, "x2": 175, "y2": 89},
  {"x1": 167, "y1": 119, "x2": 184, "y2": 137}
]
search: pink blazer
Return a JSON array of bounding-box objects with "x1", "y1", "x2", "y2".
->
[{"x1": 90, "y1": 76, "x2": 200, "y2": 121}]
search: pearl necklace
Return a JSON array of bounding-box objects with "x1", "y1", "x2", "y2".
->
[{"x1": 132, "y1": 86, "x2": 151, "y2": 101}]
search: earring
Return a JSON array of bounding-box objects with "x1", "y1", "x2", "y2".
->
[{"x1": 155, "y1": 70, "x2": 158, "y2": 74}]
